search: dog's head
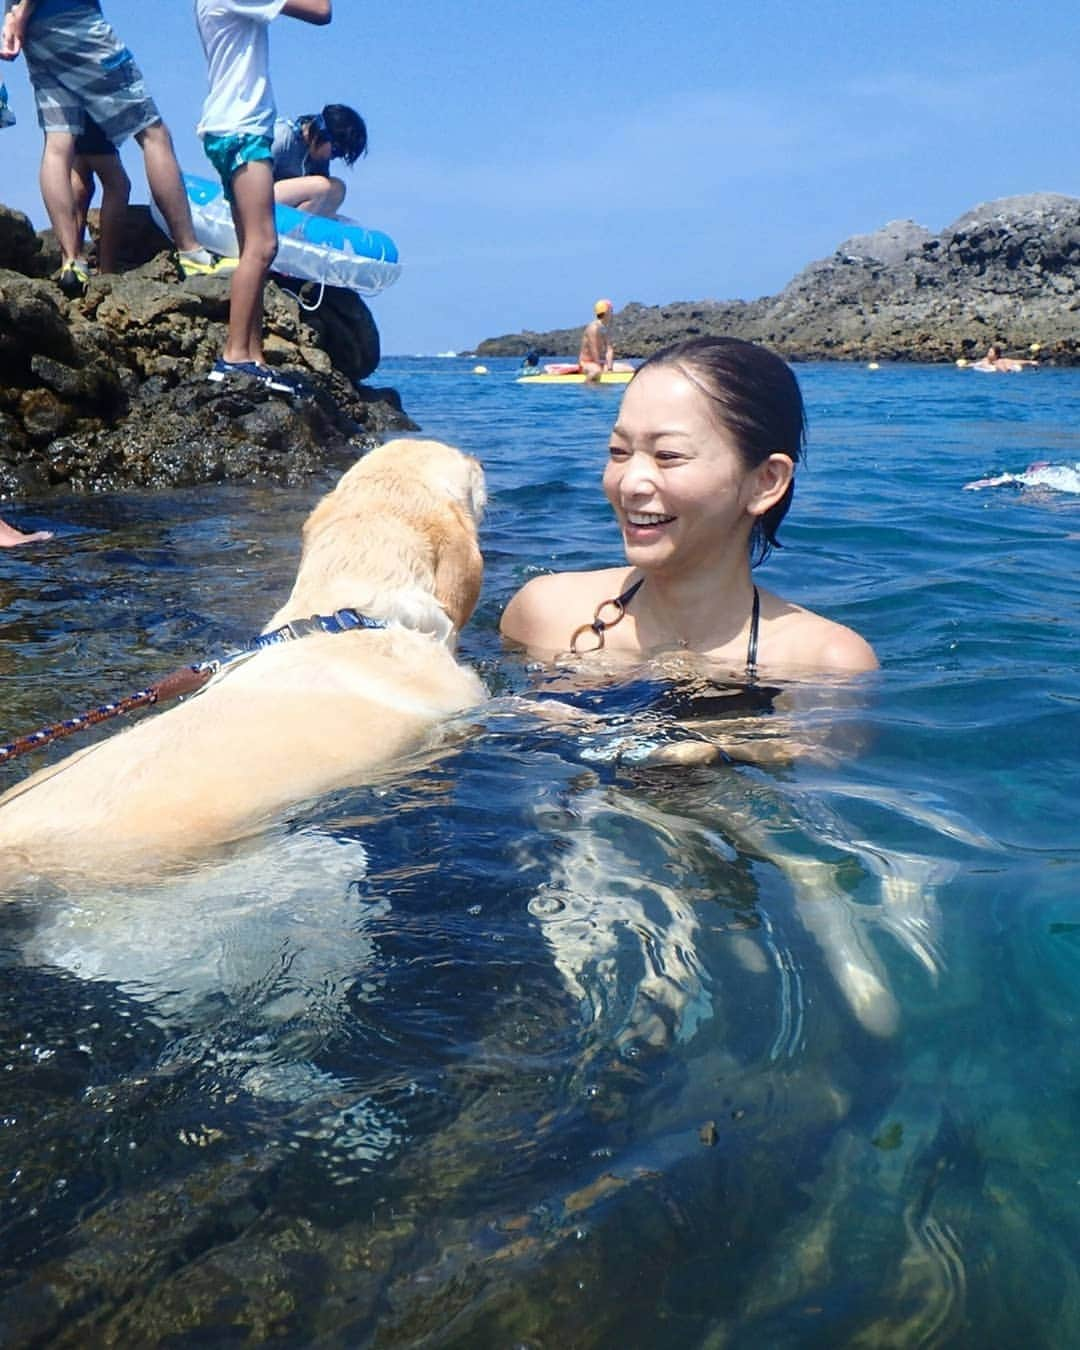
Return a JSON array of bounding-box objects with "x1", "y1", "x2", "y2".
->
[
  {"x1": 356, "y1": 436, "x2": 486, "y2": 528},
  {"x1": 282, "y1": 439, "x2": 486, "y2": 641}
]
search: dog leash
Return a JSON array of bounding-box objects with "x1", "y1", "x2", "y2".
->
[{"x1": 0, "y1": 607, "x2": 385, "y2": 766}]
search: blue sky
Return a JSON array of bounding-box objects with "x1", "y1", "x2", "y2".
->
[{"x1": 2, "y1": 0, "x2": 1078, "y2": 354}]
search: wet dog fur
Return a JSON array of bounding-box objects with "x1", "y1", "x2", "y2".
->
[{"x1": 0, "y1": 438, "x2": 487, "y2": 884}]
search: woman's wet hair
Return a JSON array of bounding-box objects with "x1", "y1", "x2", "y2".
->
[{"x1": 632, "y1": 336, "x2": 806, "y2": 565}]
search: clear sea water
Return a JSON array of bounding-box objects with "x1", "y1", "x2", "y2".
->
[{"x1": 1, "y1": 356, "x2": 1078, "y2": 1347}]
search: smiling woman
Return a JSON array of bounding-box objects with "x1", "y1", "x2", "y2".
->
[{"x1": 500, "y1": 336, "x2": 878, "y2": 678}]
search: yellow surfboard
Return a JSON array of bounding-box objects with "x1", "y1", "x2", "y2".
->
[{"x1": 515, "y1": 370, "x2": 634, "y2": 385}]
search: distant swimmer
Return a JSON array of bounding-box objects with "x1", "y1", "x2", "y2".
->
[
  {"x1": 970, "y1": 344, "x2": 1039, "y2": 373},
  {"x1": 964, "y1": 461, "x2": 1080, "y2": 493}
]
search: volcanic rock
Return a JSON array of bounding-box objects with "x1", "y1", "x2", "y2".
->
[
  {"x1": 0, "y1": 202, "x2": 412, "y2": 494},
  {"x1": 477, "y1": 193, "x2": 1080, "y2": 365}
]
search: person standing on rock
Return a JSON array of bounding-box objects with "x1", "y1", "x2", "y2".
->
[
  {"x1": 0, "y1": 0, "x2": 233, "y2": 297},
  {"x1": 70, "y1": 115, "x2": 129, "y2": 274},
  {"x1": 195, "y1": 0, "x2": 332, "y2": 398}
]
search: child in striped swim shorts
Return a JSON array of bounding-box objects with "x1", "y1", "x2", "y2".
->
[{"x1": 1, "y1": 0, "x2": 232, "y2": 296}]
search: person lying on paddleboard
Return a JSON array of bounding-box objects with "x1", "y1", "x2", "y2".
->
[{"x1": 970, "y1": 344, "x2": 1039, "y2": 373}]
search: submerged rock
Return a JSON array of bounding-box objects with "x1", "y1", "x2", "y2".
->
[
  {"x1": 477, "y1": 193, "x2": 1080, "y2": 365},
  {"x1": 0, "y1": 202, "x2": 413, "y2": 493}
]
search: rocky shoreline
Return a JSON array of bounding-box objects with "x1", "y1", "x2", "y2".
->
[
  {"x1": 477, "y1": 193, "x2": 1080, "y2": 365},
  {"x1": 0, "y1": 201, "x2": 413, "y2": 496}
]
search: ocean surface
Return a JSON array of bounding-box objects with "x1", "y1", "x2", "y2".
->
[{"x1": 1, "y1": 356, "x2": 1078, "y2": 1347}]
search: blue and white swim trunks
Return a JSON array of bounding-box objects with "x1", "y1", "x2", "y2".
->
[{"x1": 22, "y1": 3, "x2": 161, "y2": 143}]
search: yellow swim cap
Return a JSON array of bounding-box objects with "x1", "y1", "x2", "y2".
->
[{"x1": 595, "y1": 298, "x2": 613, "y2": 316}]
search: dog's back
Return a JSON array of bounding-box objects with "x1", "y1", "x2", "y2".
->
[{"x1": 0, "y1": 439, "x2": 487, "y2": 885}]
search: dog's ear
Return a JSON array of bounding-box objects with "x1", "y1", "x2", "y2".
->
[
  {"x1": 463, "y1": 455, "x2": 487, "y2": 524},
  {"x1": 434, "y1": 502, "x2": 484, "y2": 632}
]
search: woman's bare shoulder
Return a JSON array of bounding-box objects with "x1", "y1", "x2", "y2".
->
[
  {"x1": 761, "y1": 591, "x2": 879, "y2": 674},
  {"x1": 501, "y1": 568, "x2": 629, "y2": 653},
  {"x1": 811, "y1": 619, "x2": 879, "y2": 673}
]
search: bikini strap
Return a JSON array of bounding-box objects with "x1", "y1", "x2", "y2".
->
[
  {"x1": 568, "y1": 576, "x2": 643, "y2": 654},
  {"x1": 746, "y1": 585, "x2": 760, "y2": 681},
  {"x1": 569, "y1": 578, "x2": 758, "y2": 668},
  {"x1": 616, "y1": 577, "x2": 644, "y2": 609}
]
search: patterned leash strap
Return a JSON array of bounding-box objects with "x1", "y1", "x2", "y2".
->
[
  {"x1": 0, "y1": 607, "x2": 383, "y2": 768},
  {"x1": 0, "y1": 662, "x2": 219, "y2": 765}
]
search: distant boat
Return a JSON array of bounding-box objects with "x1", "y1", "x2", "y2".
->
[{"x1": 436, "y1": 351, "x2": 458, "y2": 358}]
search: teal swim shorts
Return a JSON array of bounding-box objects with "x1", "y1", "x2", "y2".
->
[{"x1": 202, "y1": 132, "x2": 273, "y2": 195}]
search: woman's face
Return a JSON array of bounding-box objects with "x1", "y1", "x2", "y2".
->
[{"x1": 603, "y1": 364, "x2": 762, "y2": 576}]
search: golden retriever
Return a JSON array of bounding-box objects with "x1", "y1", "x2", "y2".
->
[{"x1": 0, "y1": 438, "x2": 487, "y2": 884}]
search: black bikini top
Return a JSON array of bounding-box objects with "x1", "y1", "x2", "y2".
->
[{"x1": 569, "y1": 578, "x2": 761, "y2": 680}]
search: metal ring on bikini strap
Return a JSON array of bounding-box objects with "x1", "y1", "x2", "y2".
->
[{"x1": 569, "y1": 595, "x2": 631, "y2": 655}]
